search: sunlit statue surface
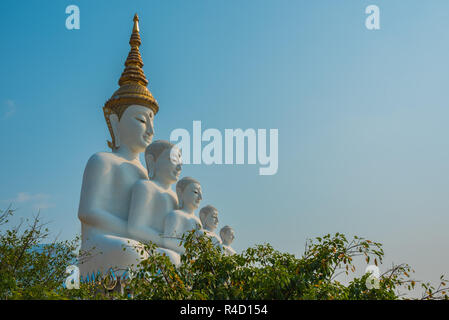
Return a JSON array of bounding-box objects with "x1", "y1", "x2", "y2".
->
[
  {"x1": 220, "y1": 226, "x2": 236, "y2": 256},
  {"x1": 128, "y1": 140, "x2": 183, "y2": 265},
  {"x1": 199, "y1": 205, "x2": 222, "y2": 247},
  {"x1": 77, "y1": 14, "x2": 159, "y2": 276},
  {"x1": 163, "y1": 177, "x2": 203, "y2": 256}
]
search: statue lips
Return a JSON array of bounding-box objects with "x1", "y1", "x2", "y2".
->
[
  {"x1": 143, "y1": 133, "x2": 152, "y2": 144},
  {"x1": 169, "y1": 170, "x2": 181, "y2": 182}
]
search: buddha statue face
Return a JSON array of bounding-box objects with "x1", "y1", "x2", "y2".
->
[
  {"x1": 204, "y1": 208, "x2": 219, "y2": 232},
  {"x1": 221, "y1": 227, "x2": 235, "y2": 246},
  {"x1": 154, "y1": 146, "x2": 182, "y2": 183},
  {"x1": 181, "y1": 182, "x2": 202, "y2": 211},
  {"x1": 145, "y1": 141, "x2": 182, "y2": 184},
  {"x1": 110, "y1": 105, "x2": 154, "y2": 153}
]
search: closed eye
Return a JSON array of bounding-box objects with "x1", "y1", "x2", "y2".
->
[{"x1": 136, "y1": 118, "x2": 146, "y2": 124}]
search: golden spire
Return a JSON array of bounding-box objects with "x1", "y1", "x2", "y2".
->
[
  {"x1": 118, "y1": 14, "x2": 148, "y2": 87},
  {"x1": 103, "y1": 14, "x2": 159, "y2": 150}
]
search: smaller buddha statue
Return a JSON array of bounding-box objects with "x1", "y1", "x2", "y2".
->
[
  {"x1": 199, "y1": 205, "x2": 222, "y2": 247},
  {"x1": 163, "y1": 177, "x2": 203, "y2": 255},
  {"x1": 128, "y1": 140, "x2": 182, "y2": 265},
  {"x1": 220, "y1": 226, "x2": 236, "y2": 256}
]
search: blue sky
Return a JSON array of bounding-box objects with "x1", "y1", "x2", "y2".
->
[{"x1": 1, "y1": 1, "x2": 449, "y2": 290}]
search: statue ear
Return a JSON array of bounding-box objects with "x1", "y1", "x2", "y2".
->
[
  {"x1": 109, "y1": 114, "x2": 120, "y2": 149},
  {"x1": 145, "y1": 154, "x2": 156, "y2": 179}
]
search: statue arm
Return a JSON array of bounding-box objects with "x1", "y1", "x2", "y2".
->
[
  {"x1": 78, "y1": 154, "x2": 128, "y2": 236},
  {"x1": 127, "y1": 181, "x2": 164, "y2": 246},
  {"x1": 162, "y1": 212, "x2": 185, "y2": 254}
]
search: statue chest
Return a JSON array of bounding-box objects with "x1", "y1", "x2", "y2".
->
[
  {"x1": 148, "y1": 191, "x2": 178, "y2": 231},
  {"x1": 107, "y1": 162, "x2": 148, "y2": 212},
  {"x1": 114, "y1": 161, "x2": 147, "y2": 186}
]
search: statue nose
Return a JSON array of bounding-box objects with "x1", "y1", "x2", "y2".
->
[{"x1": 146, "y1": 121, "x2": 154, "y2": 135}]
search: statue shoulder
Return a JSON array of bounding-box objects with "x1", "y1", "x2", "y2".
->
[
  {"x1": 86, "y1": 152, "x2": 117, "y2": 170},
  {"x1": 192, "y1": 215, "x2": 202, "y2": 225},
  {"x1": 167, "y1": 188, "x2": 178, "y2": 200},
  {"x1": 166, "y1": 210, "x2": 185, "y2": 223},
  {"x1": 132, "y1": 179, "x2": 158, "y2": 195},
  {"x1": 167, "y1": 209, "x2": 181, "y2": 218},
  {"x1": 82, "y1": 152, "x2": 117, "y2": 182}
]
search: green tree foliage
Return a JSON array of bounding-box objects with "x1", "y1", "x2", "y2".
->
[
  {"x1": 0, "y1": 208, "x2": 447, "y2": 300},
  {"x1": 0, "y1": 207, "x2": 79, "y2": 299}
]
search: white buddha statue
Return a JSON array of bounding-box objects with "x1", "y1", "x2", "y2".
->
[
  {"x1": 77, "y1": 14, "x2": 159, "y2": 277},
  {"x1": 163, "y1": 177, "x2": 203, "y2": 256},
  {"x1": 220, "y1": 226, "x2": 236, "y2": 256},
  {"x1": 128, "y1": 140, "x2": 182, "y2": 265},
  {"x1": 199, "y1": 205, "x2": 222, "y2": 248}
]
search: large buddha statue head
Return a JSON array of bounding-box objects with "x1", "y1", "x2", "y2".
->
[
  {"x1": 145, "y1": 140, "x2": 182, "y2": 184},
  {"x1": 103, "y1": 14, "x2": 159, "y2": 153}
]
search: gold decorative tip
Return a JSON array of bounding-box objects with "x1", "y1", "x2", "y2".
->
[
  {"x1": 120, "y1": 14, "x2": 145, "y2": 86},
  {"x1": 133, "y1": 14, "x2": 139, "y2": 32}
]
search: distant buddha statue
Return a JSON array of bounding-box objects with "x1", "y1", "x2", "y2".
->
[
  {"x1": 199, "y1": 205, "x2": 222, "y2": 247},
  {"x1": 220, "y1": 226, "x2": 236, "y2": 256},
  {"x1": 163, "y1": 177, "x2": 203, "y2": 256},
  {"x1": 128, "y1": 140, "x2": 183, "y2": 265},
  {"x1": 77, "y1": 14, "x2": 159, "y2": 276}
]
